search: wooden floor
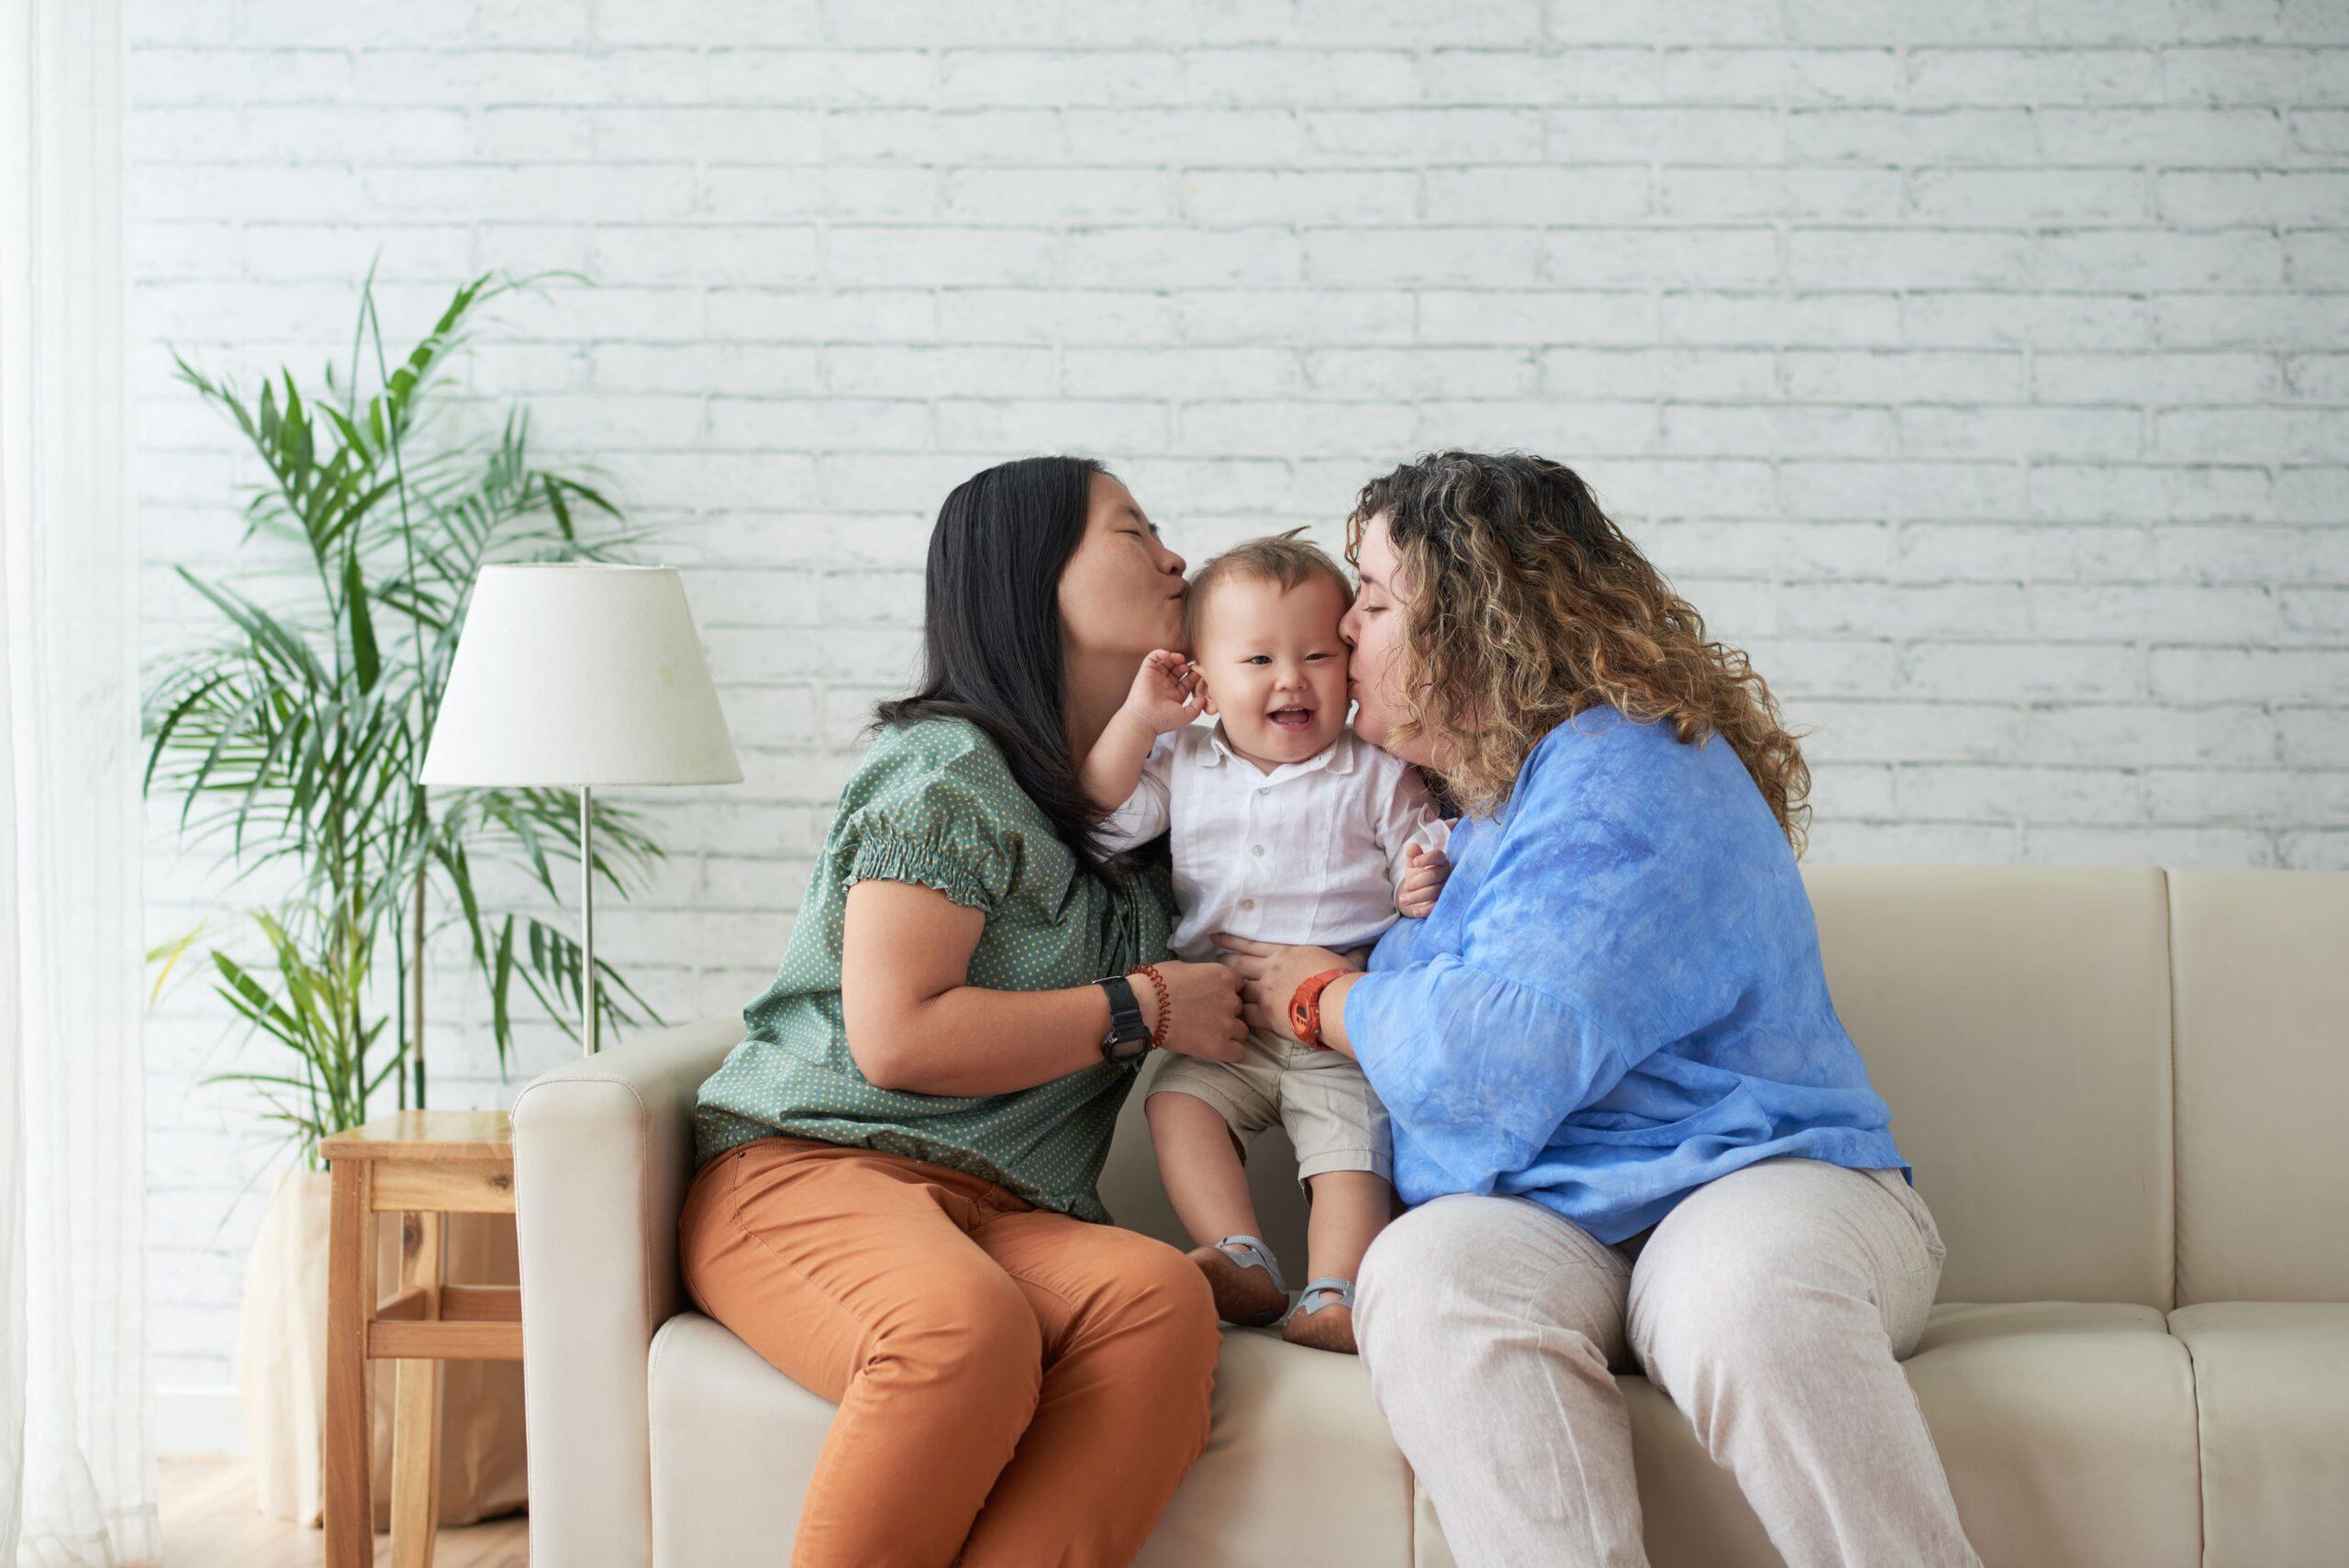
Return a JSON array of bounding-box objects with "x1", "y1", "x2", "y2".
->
[{"x1": 161, "y1": 1456, "x2": 529, "y2": 1567}]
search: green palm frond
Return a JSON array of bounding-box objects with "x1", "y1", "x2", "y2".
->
[{"x1": 146, "y1": 266, "x2": 674, "y2": 1168}]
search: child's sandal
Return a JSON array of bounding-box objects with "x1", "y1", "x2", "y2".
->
[
  {"x1": 1189, "y1": 1233, "x2": 1290, "y2": 1328},
  {"x1": 1281, "y1": 1276, "x2": 1359, "y2": 1354}
]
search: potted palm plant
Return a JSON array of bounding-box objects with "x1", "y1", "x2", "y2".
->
[{"x1": 145, "y1": 268, "x2": 668, "y2": 1526}]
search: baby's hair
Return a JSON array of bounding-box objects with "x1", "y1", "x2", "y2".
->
[{"x1": 1184, "y1": 528, "x2": 1356, "y2": 648}]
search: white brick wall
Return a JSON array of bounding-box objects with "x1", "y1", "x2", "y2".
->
[{"x1": 129, "y1": 1, "x2": 2348, "y2": 1442}]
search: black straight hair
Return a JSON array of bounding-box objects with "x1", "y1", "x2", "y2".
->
[{"x1": 872, "y1": 454, "x2": 1156, "y2": 884}]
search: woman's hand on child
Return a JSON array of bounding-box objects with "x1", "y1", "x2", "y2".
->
[
  {"x1": 1395, "y1": 842, "x2": 1451, "y2": 919},
  {"x1": 1139, "y1": 960, "x2": 1249, "y2": 1062},
  {"x1": 1209, "y1": 935, "x2": 1353, "y2": 1044},
  {"x1": 1122, "y1": 648, "x2": 1208, "y2": 735}
]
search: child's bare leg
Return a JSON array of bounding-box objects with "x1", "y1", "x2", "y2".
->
[
  {"x1": 1147, "y1": 1090, "x2": 1286, "y2": 1325},
  {"x1": 1147, "y1": 1090, "x2": 1257, "y2": 1245},
  {"x1": 1284, "y1": 1170, "x2": 1393, "y2": 1353}
]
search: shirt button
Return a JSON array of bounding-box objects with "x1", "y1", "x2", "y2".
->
[
  {"x1": 1240, "y1": 898, "x2": 1254, "y2": 910},
  {"x1": 1251, "y1": 844, "x2": 1264, "y2": 857}
]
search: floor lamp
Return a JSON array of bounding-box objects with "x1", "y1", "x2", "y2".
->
[{"x1": 419, "y1": 563, "x2": 742, "y2": 1053}]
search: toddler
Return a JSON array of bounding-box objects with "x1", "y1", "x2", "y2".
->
[{"x1": 1084, "y1": 530, "x2": 1450, "y2": 1354}]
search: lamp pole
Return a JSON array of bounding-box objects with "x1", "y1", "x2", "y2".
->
[
  {"x1": 420, "y1": 566, "x2": 742, "y2": 1058},
  {"x1": 580, "y1": 784, "x2": 597, "y2": 1055}
]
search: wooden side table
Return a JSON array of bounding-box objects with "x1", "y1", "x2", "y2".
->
[{"x1": 320, "y1": 1110, "x2": 521, "y2": 1568}]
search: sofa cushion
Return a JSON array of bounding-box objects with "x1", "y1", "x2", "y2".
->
[
  {"x1": 652, "y1": 1300, "x2": 2202, "y2": 1568},
  {"x1": 1409, "y1": 1303, "x2": 2202, "y2": 1568},
  {"x1": 2169, "y1": 1302, "x2": 2349, "y2": 1567},
  {"x1": 648, "y1": 1313, "x2": 828, "y2": 1564},
  {"x1": 1135, "y1": 1327, "x2": 1415, "y2": 1568},
  {"x1": 649, "y1": 1308, "x2": 1418, "y2": 1568},
  {"x1": 2167, "y1": 869, "x2": 2349, "y2": 1306},
  {"x1": 1892, "y1": 1303, "x2": 2201, "y2": 1568}
]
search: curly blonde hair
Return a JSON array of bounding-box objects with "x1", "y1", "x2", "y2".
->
[{"x1": 1346, "y1": 450, "x2": 1813, "y2": 854}]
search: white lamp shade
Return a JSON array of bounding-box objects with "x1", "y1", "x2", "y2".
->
[{"x1": 420, "y1": 563, "x2": 744, "y2": 788}]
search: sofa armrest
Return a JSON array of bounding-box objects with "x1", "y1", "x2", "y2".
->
[{"x1": 513, "y1": 1015, "x2": 740, "y2": 1568}]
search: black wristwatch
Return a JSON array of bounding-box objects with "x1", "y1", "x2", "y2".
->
[{"x1": 1092, "y1": 973, "x2": 1153, "y2": 1065}]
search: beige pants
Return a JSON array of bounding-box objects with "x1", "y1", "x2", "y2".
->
[{"x1": 1353, "y1": 1156, "x2": 1983, "y2": 1568}]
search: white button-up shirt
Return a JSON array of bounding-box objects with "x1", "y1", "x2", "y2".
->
[{"x1": 1097, "y1": 721, "x2": 1453, "y2": 964}]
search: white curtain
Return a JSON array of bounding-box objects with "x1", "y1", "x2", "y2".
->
[{"x1": 1, "y1": 0, "x2": 161, "y2": 1562}]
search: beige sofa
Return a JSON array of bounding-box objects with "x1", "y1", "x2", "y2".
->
[{"x1": 512, "y1": 866, "x2": 2349, "y2": 1567}]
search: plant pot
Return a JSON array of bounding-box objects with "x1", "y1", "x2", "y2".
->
[{"x1": 234, "y1": 1163, "x2": 529, "y2": 1529}]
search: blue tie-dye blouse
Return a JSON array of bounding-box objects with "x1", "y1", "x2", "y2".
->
[{"x1": 1345, "y1": 706, "x2": 1907, "y2": 1245}]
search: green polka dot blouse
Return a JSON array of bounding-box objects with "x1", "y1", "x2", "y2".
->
[{"x1": 692, "y1": 715, "x2": 1177, "y2": 1224}]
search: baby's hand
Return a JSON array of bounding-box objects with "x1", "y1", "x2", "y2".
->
[
  {"x1": 1123, "y1": 648, "x2": 1208, "y2": 735},
  {"x1": 1396, "y1": 842, "x2": 1450, "y2": 919}
]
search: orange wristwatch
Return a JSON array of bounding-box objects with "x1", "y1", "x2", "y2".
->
[{"x1": 1288, "y1": 968, "x2": 1352, "y2": 1051}]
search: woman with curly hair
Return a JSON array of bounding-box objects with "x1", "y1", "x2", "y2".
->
[{"x1": 1212, "y1": 451, "x2": 1981, "y2": 1568}]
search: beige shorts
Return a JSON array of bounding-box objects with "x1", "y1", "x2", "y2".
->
[{"x1": 1145, "y1": 1027, "x2": 1392, "y2": 1187}]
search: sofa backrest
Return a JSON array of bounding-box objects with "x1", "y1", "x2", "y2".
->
[
  {"x1": 2165, "y1": 868, "x2": 2349, "y2": 1306},
  {"x1": 1096, "y1": 865, "x2": 2349, "y2": 1311},
  {"x1": 1804, "y1": 864, "x2": 2176, "y2": 1308}
]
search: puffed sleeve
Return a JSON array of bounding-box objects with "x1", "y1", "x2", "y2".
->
[
  {"x1": 831, "y1": 723, "x2": 1019, "y2": 915},
  {"x1": 1094, "y1": 728, "x2": 1179, "y2": 854},
  {"x1": 1342, "y1": 719, "x2": 1748, "y2": 1172}
]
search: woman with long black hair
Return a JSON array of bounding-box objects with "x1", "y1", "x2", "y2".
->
[{"x1": 679, "y1": 457, "x2": 1246, "y2": 1568}]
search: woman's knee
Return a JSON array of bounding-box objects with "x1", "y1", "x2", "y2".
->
[
  {"x1": 1631, "y1": 1252, "x2": 1868, "y2": 1415},
  {"x1": 1359, "y1": 1195, "x2": 1494, "y2": 1295},
  {"x1": 1360, "y1": 1197, "x2": 1633, "y2": 1400},
  {"x1": 1126, "y1": 1240, "x2": 1222, "y2": 1368},
  {"x1": 883, "y1": 1268, "x2": 1044, "y2": 1395},
  {"x1": 1361, "y1": 1194, "x2": 1611, "y2": 1322},
  {"x1": 1046, "y1": 1238, "x2": 1219, "y2": 1440},
  {"x1": 1631, "y1": 1164, "x2": 1920, "y2": 1374},
  {"x1": 1357, "y1": 1196, "x2": 1542, "y2": 1353}
]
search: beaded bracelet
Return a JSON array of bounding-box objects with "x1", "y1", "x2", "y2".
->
[{"x1": 1134, "y1": 962, "x2": 1172, "y2": 1050}]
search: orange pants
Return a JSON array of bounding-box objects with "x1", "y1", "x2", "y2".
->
[{"x1": 677, "y1": 1133, "x2": 1222, "y2": 1568}]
